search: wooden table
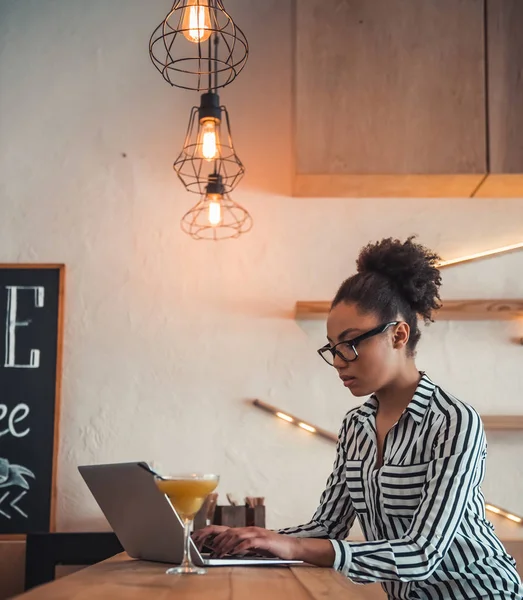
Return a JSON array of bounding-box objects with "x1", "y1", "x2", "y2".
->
[{"x1": 14, "y1": 553, "x2": 386, "y2": 599}]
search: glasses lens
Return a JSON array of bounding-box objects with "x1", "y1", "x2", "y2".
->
[
  {"x1": 319, "y1": 343, "x2": 356, "y2": 365},
  {"x1": 336, "y1": 343, "x2": 357, "y2": 362},
  {"x1": 319, "y1": 347, "x2": 335, "y2": 365}
]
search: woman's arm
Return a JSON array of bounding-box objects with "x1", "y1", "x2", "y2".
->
[
  {"x1": 333, "y1": 399, "x2": 485, "y2": 583},
  {"x1": 278, "y1": 412, "x2": 357, "y2": 539},
  {"x1": 206, "y1": 413, "x2": 357, "y2": 560}
]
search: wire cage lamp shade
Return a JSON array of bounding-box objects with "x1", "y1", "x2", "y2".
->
[
  {"x1": 149, "y1": 0, "x2": 249, "y2": 92},
  {"x1": 181, "y1": 173, "x2": 252, "y2": 240},
  {"x1": 173, "y1": 91, "x2": 244, "y2": 194}
]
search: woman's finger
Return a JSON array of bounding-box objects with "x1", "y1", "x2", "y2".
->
[
  {"x1": 215, "y1": 530, "x2": 259, "y2": 557},
  {"x1": 213, "y1": 531, "x2": 240, "y2": 556},
  {"x1": 192, "y1": 525, "x2": 229, "y2": 549},
  {"x1": 214, "y1": 533, "x2": 243, "y2": 556},
  {"x1": 234, "y1": 537, "x2": 268, "y2": 555},
  {"x1": 212, "y1": 528, "x2": 235, "y2": 545},
  {"x1": 212, "y1": 527, "x2": 249, "y2": 551},
  {"x1": 192, "y1": 530, "x2": 206, "y2": 543},
  {"x1": 192, "y1": 527, "x2": 208, "y2": 541},
  {"x1": 192, "y1": 529, "x2": 210, "y2": 544}
]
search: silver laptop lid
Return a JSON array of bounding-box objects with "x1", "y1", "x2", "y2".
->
[{"x1": 78, "y1": 461, "x2": 189, "y2": 564}]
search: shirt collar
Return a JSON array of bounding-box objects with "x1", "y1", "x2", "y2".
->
[
  {"x1": 356, "y1": 372, "x2": 436, "y2": 425},
  {"x1": 355, "y1": 395, "x2": 379, "y2": 421},
  {"x1": 405, "y1": 373, "x2": 436, "y2": 424}
]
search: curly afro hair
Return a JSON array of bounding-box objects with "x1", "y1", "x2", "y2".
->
[{"x1": 332, "y1": 237, "x2": 442, "y2": 353}]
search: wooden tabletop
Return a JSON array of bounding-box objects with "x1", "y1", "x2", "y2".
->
[{"x1": 14, "y1": 553, "x2": 386, "y2": 599}]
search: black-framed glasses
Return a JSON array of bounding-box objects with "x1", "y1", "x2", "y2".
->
[{"x1": 317, "y1": 321, "x2": 399, "y2": 366}]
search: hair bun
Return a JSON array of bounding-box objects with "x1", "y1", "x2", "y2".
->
[{"x1": 356, "y1": 236, "x2": 442, "y2": 321}]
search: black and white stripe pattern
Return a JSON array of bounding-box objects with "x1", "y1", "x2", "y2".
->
[{"x1": 280, "y1": 374, "x2": 523, "y2": 600}]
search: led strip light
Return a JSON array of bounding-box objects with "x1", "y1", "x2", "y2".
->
[
  {"x1": 253, "y1": 399, "x2": 523, "y2": 525},
  {"x1": 484, "y1": 504, "x2": 523, "y2": 525},
  {"x1": 437, "y1": 241, "x2": 523, "y2": 268}
]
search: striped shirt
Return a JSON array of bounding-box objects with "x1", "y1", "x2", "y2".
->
[{"x1": 280, "y1": 374, "x2": 523, "y2": 599}]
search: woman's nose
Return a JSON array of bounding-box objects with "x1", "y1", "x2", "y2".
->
[{"x1": 333, "y1": 352, "x2": 348, "y2": 370}]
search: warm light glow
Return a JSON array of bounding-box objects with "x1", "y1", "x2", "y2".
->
[
  {"x1": 506, "y1": 514, "x2": 523, "y2": 524},
  {"x1": 438, "y1": 242, "x2": 523, "y2": 268},
  {"x1": 182, "y1": 1, "x2": 212, "y2": 43},
  {"x1": 207, "y1": 196, "x2": 222, "y2": 226},
  {"x1": 298, "y1": 422, "x2": 316, "y2": 433},
  {"x1": 199, "y1": 119, "x2": 219, "y2": 161},
  {"x1": 276, "y1": 412, "x2": 294, "y2": 423},
  {"x1": 485, "y1": 503, "x2": 523, "y2": 524}
]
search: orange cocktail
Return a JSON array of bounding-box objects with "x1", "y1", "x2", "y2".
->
[
  {"x1": 155, "y1": 474, "x2": 219, "y2": 576},
  {"x1": 156, "y1": 478, "x2": 218, "y2": 520}
]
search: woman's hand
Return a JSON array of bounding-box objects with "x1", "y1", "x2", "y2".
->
[
  {"x1": 193, "y1": 525, "x2": 336, "y2": 567},
  {"x1": 209, "y1": 527, "x2": 300, "y2": 560},
  {"x1": 192, "y1": 525, "x2": 230, "y2": 550}
]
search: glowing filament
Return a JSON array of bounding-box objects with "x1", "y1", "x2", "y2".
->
[
  {"x1": 182, "y1": 1, "x2": 212, "y2": 43},
  {"x1": 208, "y1": 199, "x2": 221, "y2": 226}
]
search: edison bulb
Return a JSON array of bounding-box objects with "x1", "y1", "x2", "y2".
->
[
  {"x1": 198, "y1": 119, "x2": 219, "y2": 160},
  {"x1": 207, "y1": 194, "x2": 222, "y2": 226},
  {"x1": 181, "y1": 0, "x2": 212, "y2": 43}
]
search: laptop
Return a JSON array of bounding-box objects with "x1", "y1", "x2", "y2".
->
[{"x1": 78, "y1": 462, "x2": 303, "y2": 567}]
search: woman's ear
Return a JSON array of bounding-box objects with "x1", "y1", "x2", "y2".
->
[{"x1": 392, "y1": 322, "x2": 410, "y2": 350}]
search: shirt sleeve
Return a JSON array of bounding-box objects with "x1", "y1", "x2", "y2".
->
[
  {"x1": 278, "y1": 413, "x2": 357, "y2": 539},
  {"x1": 333, "y1": 401, "x2": 485, "y2": 583}
]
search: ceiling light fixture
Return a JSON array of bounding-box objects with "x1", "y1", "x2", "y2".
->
[
  {"x1": 174, "y1": 90, "x2": 244, "y2": 195},
  {"x1": 149, "y1": 0, "x2": 248, "y2": 92},
  {"x1": 180, "y1": 173, "x2": 251, "y2": 240}
]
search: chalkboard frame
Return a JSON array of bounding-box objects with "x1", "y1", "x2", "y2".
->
[{"x1": 0, "y1": 264, "x2": 65, "y2": 540}]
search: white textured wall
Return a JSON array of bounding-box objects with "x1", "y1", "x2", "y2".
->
[{"x1": 0, "y1": 0, "x2": 522, "y2": 534}]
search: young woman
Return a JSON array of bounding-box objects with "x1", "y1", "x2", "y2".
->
[{"x1": 194, "y1": 237, "x2": 523, "y2": 599}]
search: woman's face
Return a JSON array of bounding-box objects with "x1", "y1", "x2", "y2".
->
[{"x1": 325, "y1": 301, "x2": 408, "y2": 397}]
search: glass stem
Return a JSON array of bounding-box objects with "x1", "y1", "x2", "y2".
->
[{"x1": 182, "y1": 518, "x2": 193, "y2": 569}]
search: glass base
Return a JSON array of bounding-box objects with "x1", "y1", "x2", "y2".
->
[{"x1": 166, "y1": 565, "x2": 207, "y2": 576}]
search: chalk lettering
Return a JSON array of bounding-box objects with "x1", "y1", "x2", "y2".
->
[
  {"x1": 0, "y1": 403, "x2": 30, "y2": 438},
  {"x1": 4, "y1": 286, "x2": 44, "y2": 368}
]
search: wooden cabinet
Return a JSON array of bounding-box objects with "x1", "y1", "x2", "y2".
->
[
  {"x1": 293, "y1": 0, "x2": 523, "y2": 198},
  {"x1": 476, "y1": 0, "x2": 523, "y2": 196}
]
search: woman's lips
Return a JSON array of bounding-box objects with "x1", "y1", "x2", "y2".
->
[{"x1": 341, "y1": 376, "x2": 357, "y2": 388}]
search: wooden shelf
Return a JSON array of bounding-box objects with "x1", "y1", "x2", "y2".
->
[
  {"x1": 293, "y1": 173, "x2": 523, "y2": 199},
  {"x1": 473, "y1": 174, "x2": 523, "y2": 198},
  {"x1": 293, "y1": 174, "x2": 485, "y2": 198},
  {"x1": 482, "y1": 416, "x2": 523, "y2": 431},
  {"x1": 296, "y1": 300, "x2": 523, "y2": 321}
]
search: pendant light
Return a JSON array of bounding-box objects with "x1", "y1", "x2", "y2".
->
[
  {"x1": 173, "y1": 90, "x2": 244, "y2": 195},
  {"x1": 149, "y1": 0, "x2": 249, "y2": 92},
  {"x1": 180, "y1": 173, "x2": 252, "y2": 240}
]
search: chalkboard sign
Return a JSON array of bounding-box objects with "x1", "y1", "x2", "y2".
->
[{"x1": 0, "y1": 265, "x2": 64, "y2": 536}]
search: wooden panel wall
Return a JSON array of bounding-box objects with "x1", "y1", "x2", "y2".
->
[
  {"x1": 295, "y1": 0, "x2": 486, "y2": 178},
  {"x1": 487, "y1": 0, "x2": 523, "y2": 174}
]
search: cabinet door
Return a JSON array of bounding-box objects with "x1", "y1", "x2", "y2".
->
[
  {"x1": 294, "y1": 0, "x2": 486, "y2": 197},
  {"x1": 476, "y1": 0, "x2": 523, "y2": 197}
]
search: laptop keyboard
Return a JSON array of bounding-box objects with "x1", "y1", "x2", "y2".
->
[
  {"x1": 201, "y1": 544, "x2": 275, "y2": 559},
  {"x1": 199, "y1": 532, "x2": 277, "y2": 559}
]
